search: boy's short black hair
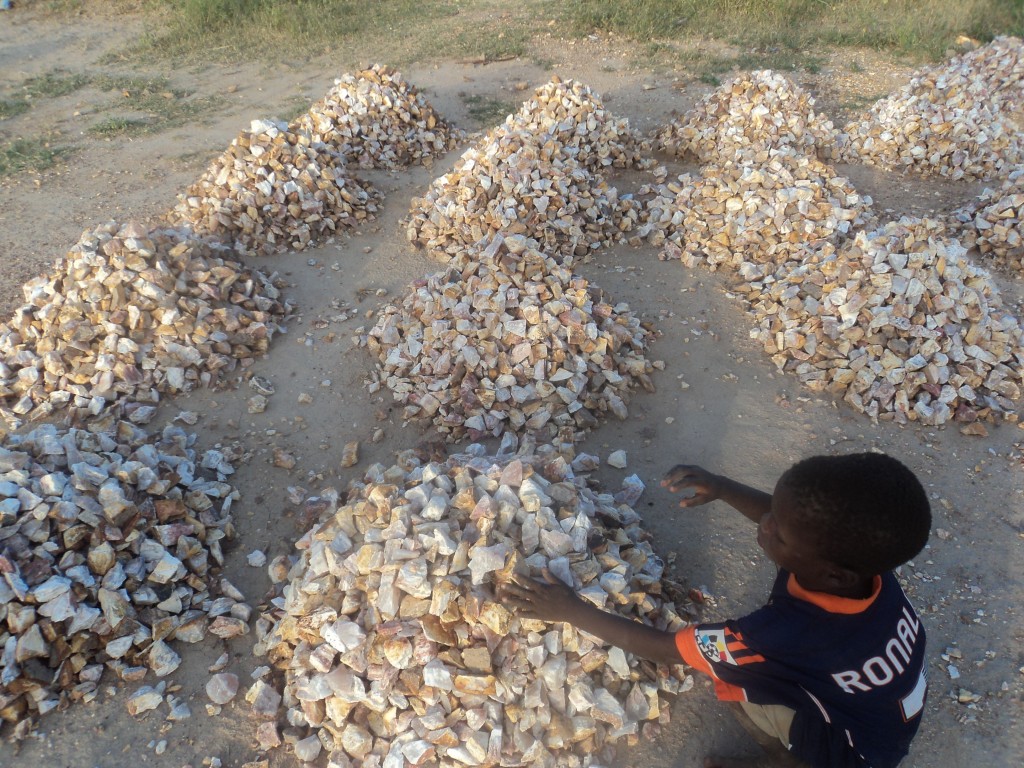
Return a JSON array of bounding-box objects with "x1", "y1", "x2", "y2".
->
[{"x1": 778, "y1": 453, "x2": 931, "y2": 575}]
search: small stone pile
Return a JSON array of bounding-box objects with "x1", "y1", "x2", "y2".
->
[
  {"x1": 292, "y1": 64, "x2": 463, "y2": 170},
  {"x1": 746, "y1": 217, "x2": 1024, "y2": 424},
  {"x1": 640, "y1": 154, "x2": 873, "y2": 274},
  {"x1": 839, "y1": 36, "x2": 1024, "y2": 180},
  {"x1": 0, "y1": 222, "x2": 287, "y2": 429},
  {"x1": 171, "y1": 119, "x2": 380, "y2": 255},
  {"x1": 362, "y1": 235, "x2": 655, "y2": 445},
  {"x1": 407, "y1": 128, "x2": 640, "y2": 264},
  {"x1": 0, "y1": 422, "x2": 249, "y2": 740},
  {"x1": 508, "y1": 78, "x2": 650, "y2": 172},
  {"x1": 253, "y1": 438, "x2": 691, "y2": 766},
  {"x1": 407, "y1": 78, "x2": 650, "y2": 264},
  {"x1": 655, "y1": 70, "x2": 839, "y2": 164},
  {"x1": 951, "y1": 169, "x2": 1024, "y2": 270}
]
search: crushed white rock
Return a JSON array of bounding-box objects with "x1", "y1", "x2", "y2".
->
[
  {"x1": 293, "y1": 64, "x2": 463, "y2": 169},
  {"x1": 0, "y1": 422, "x2": 248, "y2": 739},
  {"x1": 407, "y1": 77, "x2": 649, "y2": 264},
  {"x1": 745, "y1": 217, "x2": 1024, "y2": 424},
  {"x1": 170, "y1": 119, "x2": 380, "y2": 255},
  {"x1": 839, "y1": 37, "x2": 1024, "y2": 180},
  {"x1": 951, "y1": 168, "x2": 1024, "y2": 271},
  {"x1": 253, "y1": 437, "x2": 692, "y2": 766},
  {"x1": 655, "y1": 70, "x2": 839, "y2": 164},
  {"x1": 362, "y1": 234, "x2": 655, "y2": 445},
  {"x1": 0, "y1": 222, "x2": 287, "y2": 429}
]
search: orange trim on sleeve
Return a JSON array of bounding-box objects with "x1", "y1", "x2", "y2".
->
[
  {"x1": 674, "y1": 627, "x2": 749, "y2": 702},
  {"x1": 786, "y1": 573, "x2": 883, "y2": 614}
]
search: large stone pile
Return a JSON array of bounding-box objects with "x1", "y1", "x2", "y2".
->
[
  {"x1": 253, "y1": 438, "x2": 691, "y2": 766},
  {"x1": 0, "y1": 222, "x2": 287, "y2": 429},
  {"x1": 362, "y1": 235, "x2": 655, "y2": 445},
  {"x1": 0, "y1": 422, "x2": 248, "y2": 740},
  {"x1": 745, "y1": 218, "x2": 1024, "y2": 424},
  {"x1": 655, "y1": 70, "x2": 839, "y2": 164},
  {"x1": 292, "y1": 64, "x2": 463, "y2": 170},
  {"x1": 171, "y1": 119, "x2": 380, "y2": 255},
  {"x1": 407, "y1": 78, "x2": 648, "y2": 264},
  {"x1": 640, "y1": 154, "x2": 873, "y2": 273},
  {"x1": 951, "y1": 169, "x2": 1024, "y2": 270},
  {"x1": 839, "y1": 36, "x2": 1024, "y2": 180}
]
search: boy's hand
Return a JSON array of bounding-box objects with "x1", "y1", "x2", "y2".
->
[
  {"x1": 661, "y1": 465, "x2": 725, "y2": 508},
  {"x1": 498, "y1": 572, "x2": 582, "y2": 623}
]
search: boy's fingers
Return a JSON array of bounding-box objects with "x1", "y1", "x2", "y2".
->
[{"x1": 502, "y1": 583, "x2": 533, "y2": 600}]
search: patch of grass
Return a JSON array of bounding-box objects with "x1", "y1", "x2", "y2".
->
[
  {"x1": 93, "y1": 74, "x2": 174, "y2": 96},
  {"x1": 22, "y1": 70, "x2": 91, "y2": 99},
  {"x1": 137, "y1": 0, "x2": 459, "y2": 63},
  {"x1": 89, "y1": 117, "x2": 151, "y2": 137},
  {"x1": 91, "y1": 74, "x2": 222, "y2": 135},
  {"x1": 0, "y1": 99, "x2": 31, "y2": 120},
  {"x1": 453, "y1": 26, "x2": 530, "y2": 61},
  {"x1": 677, "y1": 46, "x2": 823, "y2": 83},
  {"x1": 566, "y1": 0, "x2": 1024, "y2": 61},
  {"x1": 0, "y1": 137, "x2": 70, "y2": 177},
  {"x1": 462, "y1": 94, "x2": 516, "y2": 126}
]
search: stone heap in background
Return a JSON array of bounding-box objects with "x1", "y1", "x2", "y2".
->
[
  {"x1": 951, "y1": 168, "x2": 1024, "y2": 271},
  {"x1": 253, "y1": 438, "x2": 691, "y2": 766},
  {"x1": 293, "y1": 64, "x2": 463, "y2": 169},
  {"x1": 0, "y1": 422, "x2": 249, "y2": 740},
  {"x1": 407, "y1": 78, "x2": 648, "y2": 263},
  {"x1": 839, "y1": 36, "x2": 1024, "y2": 180},
  {"x1": 639, "y1": 154, "x2": 873, "y2": 273},
  {"x1": 0, "y1": 222, "x2": 287, "y2": 429},
  {"x1": 171, "y1": 119, "x2": 380, "y2": 256},
  {"x1": 507, "y1": 78, "x2": 650, "y2": 172},
  {"x1": 655, "y1": 70, "x2": 839, "y2": 164},
  {"x1": 745, "y1": 218, "x2": 1024, "y2": 425},
  {"x1": 361, "y1": 235, "x2": 655, "y2": 445}
]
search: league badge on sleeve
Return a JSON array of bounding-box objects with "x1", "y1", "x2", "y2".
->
[{"x1": 696, "y1": 628, "x2": 737, "y2": 665}]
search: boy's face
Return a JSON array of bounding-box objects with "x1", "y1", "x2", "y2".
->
[{"x1": 758, "y1": 481, "x2": 839, "y2": 590}]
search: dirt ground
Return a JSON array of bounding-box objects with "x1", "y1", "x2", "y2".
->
[{"x1": 1, "y1": 6, "x2": 1022, "y2": 768}]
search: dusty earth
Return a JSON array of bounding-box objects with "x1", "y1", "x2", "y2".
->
[{"x1": 1, "y1": 5, "x2": 1023, "y2": 768}]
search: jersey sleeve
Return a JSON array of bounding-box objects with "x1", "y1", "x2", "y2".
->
[{"x1": 675, "y1": 621, "x2": 768, "y2": 702}]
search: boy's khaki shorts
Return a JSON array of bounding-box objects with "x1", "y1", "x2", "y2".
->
[{"x1": 740, "y1": 701, "x2": 796, "y2": 748}]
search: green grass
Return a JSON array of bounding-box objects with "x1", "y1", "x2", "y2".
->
[
  {"x1": 452, "y1": 25, "x2": 531, "y2": 62},
  {"x1": 0, "y1": 138, "x2": 69, "y2": 177},
  {"x1": 137, "y1": 0, "x2": 460, "y2": 62},
  {"x1": 91, "y1": 74, "x2": 222, "y2": 134},
  {"x1": 23, "y1": 70, "x2": 91, "y2": 99},
  {"x1": 566, "y1": 0, "x2": 1024, "y2": 61},
  {"x1": 89, "y1": 117, "x2": 151, "y2": 137},
  {"x1": 0, "y1": 71, "x2": 91, "y2": 121},
  {"x1": 462, "y1": 94, "x2": 517, "y2": 126},
  {"x1": 0, "y1": 99, "x2": 31, "y2": 120}
]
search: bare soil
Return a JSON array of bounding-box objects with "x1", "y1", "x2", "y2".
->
[{"x1": 1, "y1": 6, "x2": 1022, "y2": 768}]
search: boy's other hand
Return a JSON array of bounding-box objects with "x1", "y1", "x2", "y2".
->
[
  {"x1": 661, "y1": 464, "x2": 724, "y2": 507},
  {"x1": 498, "y1": 572, "x2": 581, "y2": 623}
]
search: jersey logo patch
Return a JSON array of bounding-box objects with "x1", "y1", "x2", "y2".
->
[
  {"x1": 696, "y1": 628, "x2": 737, "y2": 665},
  {"x1": 900, "y1": 669, "x2": 927, "y2": 721}
]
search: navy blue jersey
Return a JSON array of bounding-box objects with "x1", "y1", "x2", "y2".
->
[{"x1": 675, "y1": 570, "x2": 927, "y2": 768}]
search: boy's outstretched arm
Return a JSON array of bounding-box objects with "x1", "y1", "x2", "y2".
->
[
  {"x1": 661, "y1": 464, "x2": 772, "y2": 524},
  {"x1": 498, "y1": 575, "x2": 682, "y2": 667}
]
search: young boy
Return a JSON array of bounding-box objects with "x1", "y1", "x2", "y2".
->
[{"x1": 499, "y1": 453, "x2": 931, "y2": 768}]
